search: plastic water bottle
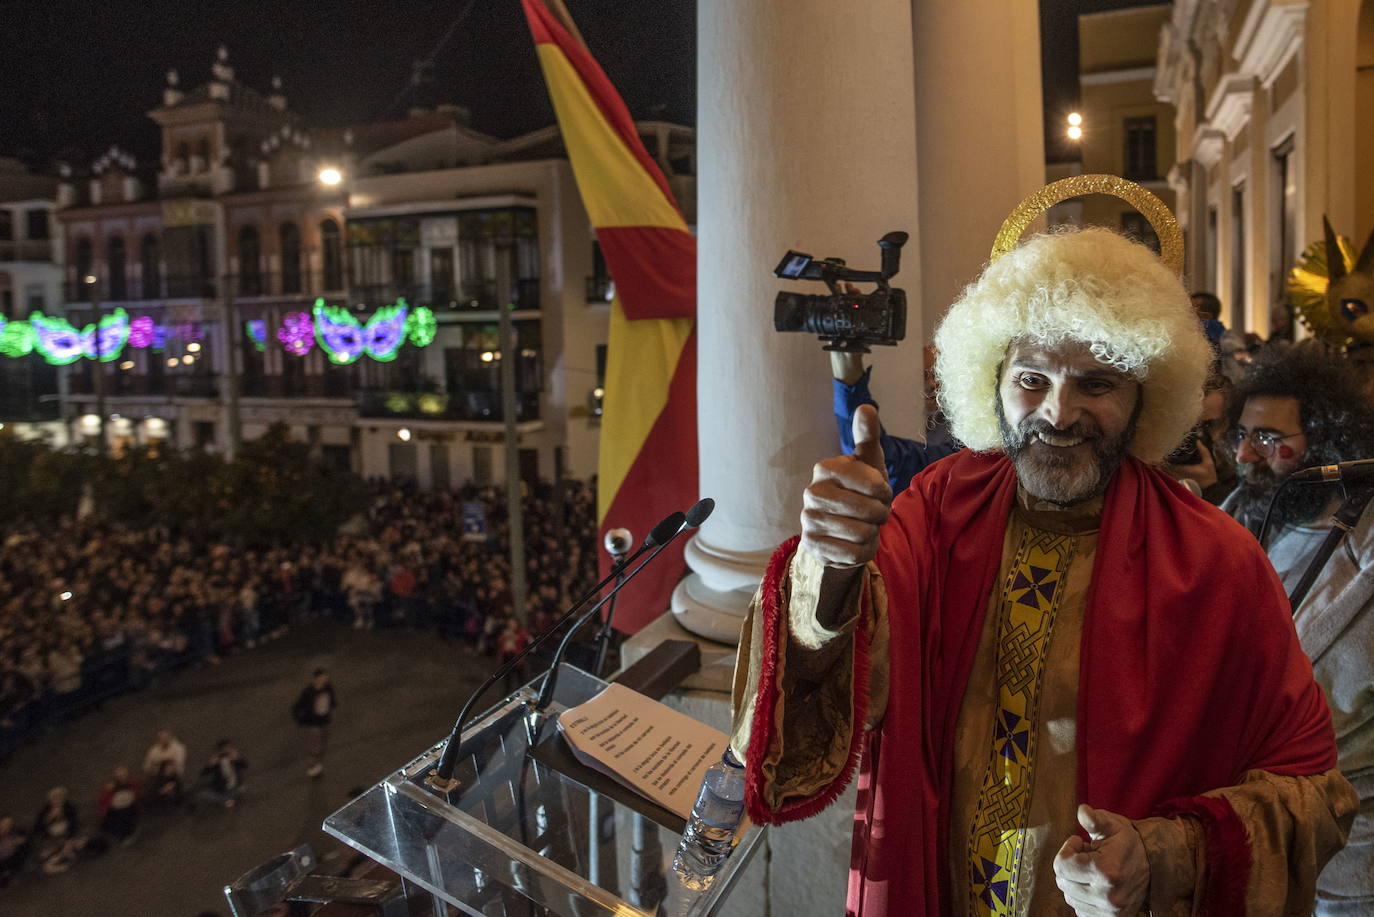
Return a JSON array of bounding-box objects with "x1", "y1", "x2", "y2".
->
[{"x1": 672, "y1": 747, "x2": 745, "y2": 889}]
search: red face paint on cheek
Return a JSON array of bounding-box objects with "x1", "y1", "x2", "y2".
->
[{"x1": 1277, "y1": 445, "x2": 1295, "y2": 460}]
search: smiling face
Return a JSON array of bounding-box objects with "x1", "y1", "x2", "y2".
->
[{"x1": 996, "y1": 340, "x2": 1142, "y2": 506}]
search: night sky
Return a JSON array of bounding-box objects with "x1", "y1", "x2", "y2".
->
[{"x1": 1, "y1": 0, "x2": 1163, "y2": 168}]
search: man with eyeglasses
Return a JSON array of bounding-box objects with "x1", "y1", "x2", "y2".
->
[{"x1": 1221, "y1": 345, "x2": 1374, "y2": 916}]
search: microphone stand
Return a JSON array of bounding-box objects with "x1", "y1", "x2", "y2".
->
[
  {"x1": 427, "y1": 512, "x2": 686, "y2": 790},
  {"x1": 591, "y1": 553, "x2": 628, "y2": 678},
  {"x1": 532, "y1": 535, "x2": 681, "y2": 714},
  {"x1": 1288, "y1": 484, "x2": 1374, "y2": 610}
]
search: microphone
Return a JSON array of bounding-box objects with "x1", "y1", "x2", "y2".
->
[
  {"x1": 603, "y1": 528, "x2": 633, "y2": 557},
  {"x1": 534, "y1": 498, "x2": 715, "y2": 712},
  {"x1": 428, "y1": 510, "x2": 687, "y2": 788},
  {"x1": 1287, "y1": 459, "x2": 1374, "y2": 484}
]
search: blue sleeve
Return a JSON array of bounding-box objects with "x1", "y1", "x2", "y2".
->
[{"x1": 833, "y1": 366, "x2": 954, "y2": 493}]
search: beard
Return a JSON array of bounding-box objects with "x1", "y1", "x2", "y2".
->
[
  {"x1": 1232, "y1": 460, "x2": 1338, "y2": 530},
  {"x1": 997, "y1": 399, "x2": 1139, "y2": 507}
]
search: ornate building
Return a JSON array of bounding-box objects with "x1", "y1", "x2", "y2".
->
[
  {"x1": 49, "y1": 47, "x2": 694, "y2": 485},
  {"x1": 1155, "y1": 0, "x2": 1374, "y2": 336}
]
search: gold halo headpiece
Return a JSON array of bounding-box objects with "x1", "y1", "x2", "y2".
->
[{"x1": 990, "y1": 174, "x2": 1184, "y2": 275}]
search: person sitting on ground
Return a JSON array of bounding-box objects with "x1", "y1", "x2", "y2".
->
[
  {"x1": 97, "y1": 765, "x2": 141, "y2": 845},
  {"x1": 0, "y1": 814, "x2": 30, "y2": 887},
  {"x1": 199, "y1": 740, "x2": 248, "y2": 809},
  {"x1": 148, "y1": 759, "x2": 184, "y2": 810},
  {"x1": 33, "y1": 787, "x2": 83, "y2": 874}
]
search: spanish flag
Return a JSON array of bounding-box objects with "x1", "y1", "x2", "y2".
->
[{"x1": 521, "y1": 0, "x2": 697, "y2": 634}]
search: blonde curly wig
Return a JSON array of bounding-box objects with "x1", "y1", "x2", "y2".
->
[{"x1": 932, "y1": 227, "x2": 1211, "y2": 464}]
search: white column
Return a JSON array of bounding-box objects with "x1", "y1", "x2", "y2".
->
[
  {"x1": 677, "y1": 0, "x2": 1044, "y2": 645},
  {"x1": 678, "y1": 0, "x2": 922, "y2": 643}
]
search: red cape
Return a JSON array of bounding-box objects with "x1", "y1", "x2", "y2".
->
[{"x1": 745, "y1": 451, "x2": 1337, "y2": 916}]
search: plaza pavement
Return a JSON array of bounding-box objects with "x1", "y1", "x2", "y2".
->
[{"x1": 0, "y1": 623, "x2": 493, "y2": 917}]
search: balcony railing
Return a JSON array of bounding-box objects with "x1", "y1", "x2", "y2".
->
[
  {"x1": 225, "y1": 269, "x2": 346, "y2": 299},
  {"x1": 65, "y1": 274, "x2": 218, "y2": 303},
  {"x1": 358, "y1": 389, "x2": 541, "y2": 422},
  {"x1": 240, "y1": 373, "x2": 358, "y2": 400},
  {"x1": 349, "y1": 278, "x2": 541, "y2": 311},
  {"x1": 68, "y1": 373, "x2": 219, "y2": 399},
  {"x1": 0, "y1": 240, "x2": 56, "y2": 263}
]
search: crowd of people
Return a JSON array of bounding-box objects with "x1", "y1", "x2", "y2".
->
[
  {"x1": 0, "y1": 476, "x2": 602, "y2": 889},
  {"x1": 0, "y1": 476, "x2": 600, "y2": 762}
]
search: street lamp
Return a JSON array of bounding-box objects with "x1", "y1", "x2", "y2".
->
[
  {"x1": 1066, "y1": 112, "x2": 1084, "y2": 142},
  {"x1": 318, "y1": 167, "x2": 342, "y2": 186}
]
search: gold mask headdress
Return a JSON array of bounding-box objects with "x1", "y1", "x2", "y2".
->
[{"x1": 989, "y1": 174, "x2": 1184, "y2": 275}]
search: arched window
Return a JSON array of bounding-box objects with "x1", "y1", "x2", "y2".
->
[
  {"x1": 107, "y1": 235, "x2": 127, "y2": 300},
  {"x1": 321, "y1": 218, "x2": 342, "y2": 291},
  {"x1": 238, "y1": 224, "x2": 262, "y2": 296},
  {"x1": 74, "y1": 237, "x2": 93, "y2": 295},
  {"x1": 140, "y1": 233, "x2": 161, "y2": 299},
  {"x1": 279, "y1": 221, "x2": 302, "y2": 294}
]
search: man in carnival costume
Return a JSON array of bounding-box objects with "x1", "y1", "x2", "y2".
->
[{"x1": 730, "y1": 178, "x2": 1356, "y2": 917}]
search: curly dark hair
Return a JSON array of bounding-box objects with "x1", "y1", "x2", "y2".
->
[{"x1": 1227, "y1": 344, "x2": 1374, "y2": 464}]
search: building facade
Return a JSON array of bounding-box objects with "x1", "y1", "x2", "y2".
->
[
  {"x1": 47, "y1": 47, "x2": 694, "y2": 486},
  {"x1": 0, "y1": 158, "x2": 63, "y2": 435},
  {"x1": 1047, "y1": 4, "x2": 1177, "y2": 241},
  {"x1": 1155, "y1": 0, "x2": 1374, "y2": 336}
]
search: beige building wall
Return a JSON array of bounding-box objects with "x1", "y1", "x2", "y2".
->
[
  {"x1": 1157, "y1": 0, "x2": 1374, "y2": 336},
  {"x1": 1075, "y1": 6, "x2": 1178, "y2": 237}
]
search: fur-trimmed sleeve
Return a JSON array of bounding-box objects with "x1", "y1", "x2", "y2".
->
[
  {"x1": 730, "y1": 537, "x2": 889, "y2": 824},
  {"x1": 1135, "y1": 767, "x2": 1357, "y2": 915}
]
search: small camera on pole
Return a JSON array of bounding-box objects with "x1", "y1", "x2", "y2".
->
[{"x1": 772, "y1": 231, "x2": 909, "y2": 353}]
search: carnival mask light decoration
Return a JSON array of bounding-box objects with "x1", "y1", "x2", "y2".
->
[{"x1": 314, "y1": 299, "x2": 409, "y2": 364}]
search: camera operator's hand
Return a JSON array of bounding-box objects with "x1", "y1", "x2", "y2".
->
[
  {"x1": 801, "y1": 405, "x2": 892, "y2": 568},
  {"x1": 830, "y1": 351, "x2": 865, "y2": 385},
  {"x1": 1168, "y1": 436, "x2": 1218, "y2": 491}
]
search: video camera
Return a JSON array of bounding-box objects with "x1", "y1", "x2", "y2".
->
[{"x1": 772, "y1": 231, "x2": 909, "y2": 353}]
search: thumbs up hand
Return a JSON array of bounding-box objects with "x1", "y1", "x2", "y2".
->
[
  {"x1": 801, "y1": 405, "x2": 893, "y2": 568},
  {"x1": 1053, "y1": 804, "x2": 1149, "y2": 916}
]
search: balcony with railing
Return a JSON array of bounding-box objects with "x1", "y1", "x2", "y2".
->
[
  {"x1": 64, "y1": 274, "x2": 219, "y2": 304},
  {"x1": 358, "y1": 388, "x2": 541, "y2": 422},
  {"x1": 67, "y1": 371, "x2": 219, "y2": 399},
  {"x1": 349, "y1": 278, "x2": 541, "y2": 311},
  {"x1": 226, "y1": 269, "x2": 346, "y2": 300},
  {"x1": 0, "y1": 240, "x2": 57, "y2": 263}
]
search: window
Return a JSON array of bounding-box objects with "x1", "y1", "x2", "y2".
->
[
  {"x1": 75, "y1": 237, "x2": 93, "y2": 289},
  {"x1": 321, "y1": 219, "x2": 343, "y2": 290},
  {"x1": 194, "y1": 421, "x2": 216, "y2": 449},
  {"x1": 588, "y1": 239, "x2": 612, "y2": 301},
  {"x1": 1205, "y1": 206, "x2": 1218, "y2": 294},
  {"x1": 393, "y1": 248, "x2": 416, "y2": 288},
  {"x1": 0, "y1": 210, "x2": 11, "y2": 241},
  {"x1": 1123, "y1": 116, "x2": 1157, "y2": 181},
  {"x1": 238, "y1": 224, "x2": 262, "y2": 295},
  {"x1": 430, "y1": 247, "x2": 455, "y2": 303},
  {"x1": 108, "y1": 235, "x2": 127, "y2": 300},
  {"x1": 280, "y1": 222, "x2": 302, "y2": 294},
  {"x1": 1271, "y1": 138, "x2": 1297, "y2": 341},
  {"x1": 25, "y1": 209, "x2": 47, "y2": 240},
  {"x1": 455, "y1": 207, "x2": 540, "y2": 310},
  {"x1": 25, "y1": 284, "x2": 44, "y2": 316},
  {"x1": 140, "y1": 233, "x2": 161, "y2": 299},
  {"x1": 1119, "y1": 212, "x2": 1160, "y2": 254},
  {"x1": 1232, "y1": 183, "x2": 1246, "y2": 332}
]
